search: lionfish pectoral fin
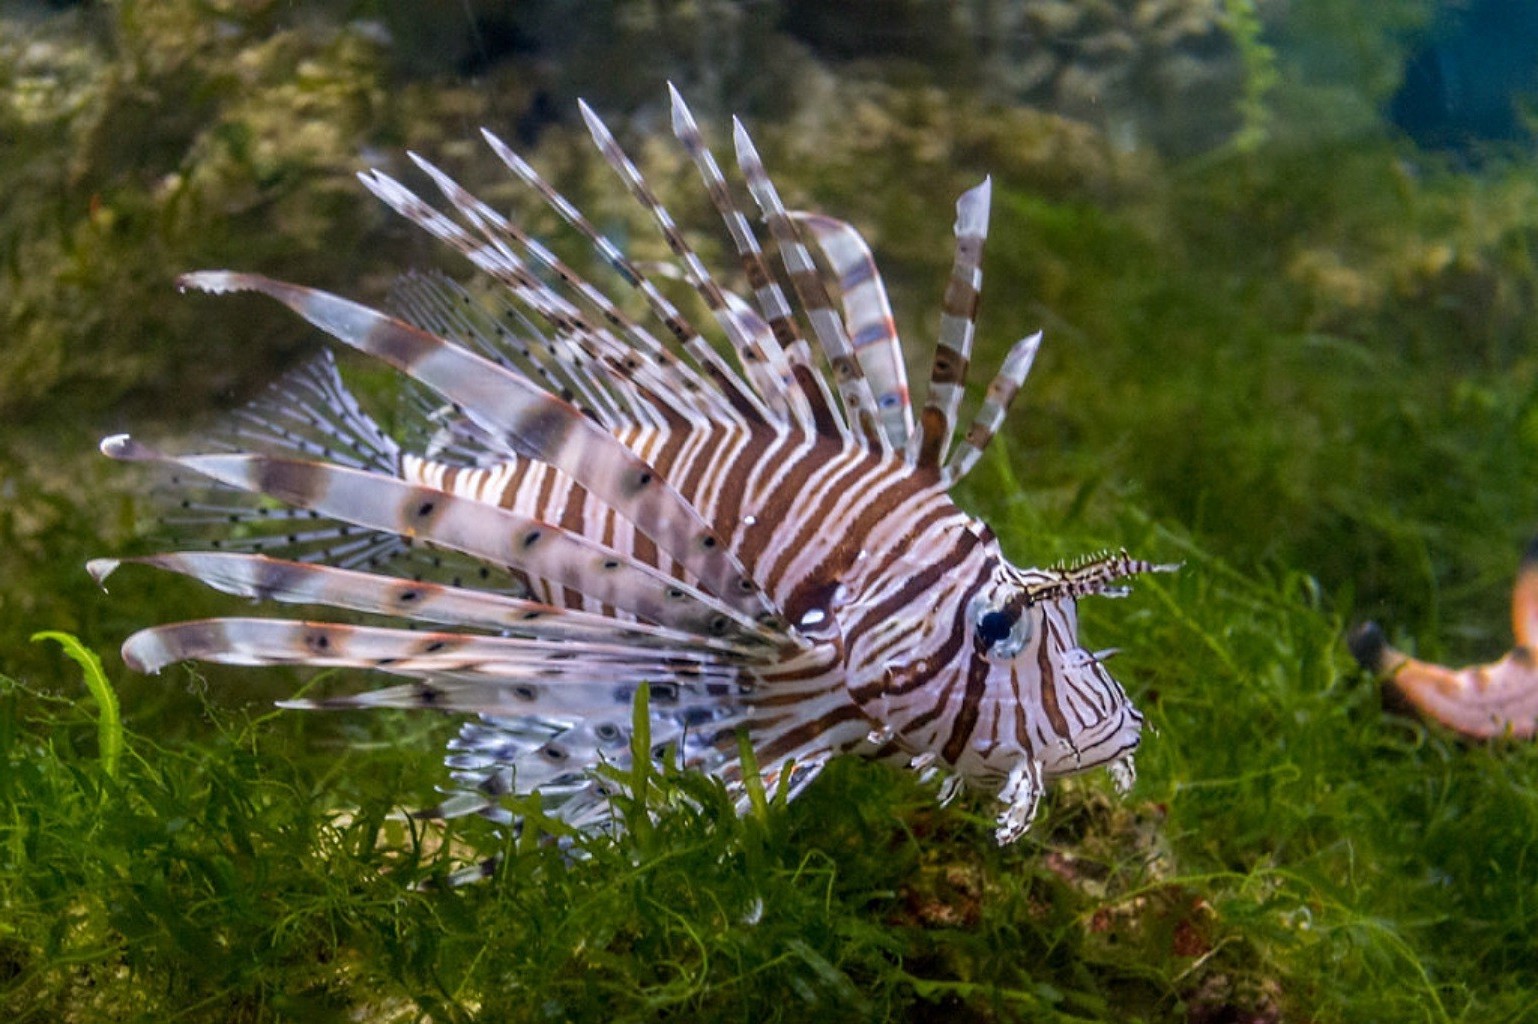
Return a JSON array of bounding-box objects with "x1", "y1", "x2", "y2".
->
[
  {"x1": 94, "y1": 551, "x2": 764, "y2": 654},
  {"x1": 117, "y1": 617, "x2": 742, "y2": 680},
  {"x1": 103, "y1": 441, "x2": 772, "y2": 641},
  {"x1": 85, "y1": 557, "x2": 120, "y2": 589},
  {"x1": 994, "y1": 757, "x2": 1044, "y2": 845},
  {"x1": 178, "y1": 272, "x2": 774, "y2": 622}
]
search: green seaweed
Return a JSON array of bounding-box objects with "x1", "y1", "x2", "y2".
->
[
  {"x1": 30, "y1": 631, "x2": 121, "y2": 783},
  {"x1": 1219, "y1": 0, "x2": 1280, "y2": 152}
]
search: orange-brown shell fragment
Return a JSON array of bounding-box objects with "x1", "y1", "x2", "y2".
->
[{"x1": 1349, "y1": 540, "x2": 1538, "y2": 740}]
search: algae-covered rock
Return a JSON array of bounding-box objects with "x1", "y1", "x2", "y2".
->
[{"x1": 0, "y1": 1, "x2": 529, "y2": 434}]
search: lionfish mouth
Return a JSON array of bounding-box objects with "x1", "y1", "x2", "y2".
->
[{"x1": 1042, "y1": 708, "x2": 1143, "y2": 778}]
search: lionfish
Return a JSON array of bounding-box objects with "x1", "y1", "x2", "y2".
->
[
  {"x1": 1351, "y1": 537, "x2": 1538, "y2": 740},
  {"x1": 92, "y1": 88, "x2": 1170, "y2": 845}
]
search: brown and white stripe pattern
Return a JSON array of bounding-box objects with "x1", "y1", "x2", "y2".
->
[{"x1": 96, "y1": 90, "x2": 1171, "y2": 846}]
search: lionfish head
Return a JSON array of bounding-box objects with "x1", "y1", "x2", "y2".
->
[
  {"x1": 844, "y1": 539, "x2": 1171, "y2": 841},
  {"x1": 974, "y1": 551, "x2": 1169, "y2": 777}
]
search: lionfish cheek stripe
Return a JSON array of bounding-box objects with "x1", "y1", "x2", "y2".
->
[{"x1": 97, "y1": 90, "x2": 1171, "y2": 848}]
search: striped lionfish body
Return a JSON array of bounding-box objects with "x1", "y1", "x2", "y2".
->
[{"x1": 93, "y1": 88, "x2": 1170, "y2": 844}]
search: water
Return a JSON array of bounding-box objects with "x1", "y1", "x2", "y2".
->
[{"x1": 6, "y1": 3, "x2": 1538, "y2": 1020}]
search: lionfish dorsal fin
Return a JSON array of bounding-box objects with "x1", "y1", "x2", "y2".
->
[
  {"x1": 360, "y1": 165, "x2": 716, "y2": 433},
  {"x1": 402, "y1": 152, "x2": 744, "y2": 433},
  {"x1": 787, "y1": 211, "x2": 913, "y2": 451},
  {"x1": 479, "y1": 124, "x2": 767, "y2": 436},
  {"x1": 942, "y1": 330, "x2": 1042, "y2": 485},
  {"x1": 731, "y1": 116, "x2": 891, "y2": 452},
  {"x1": 912, "y1": 177, "x2": 992, "y2": 470},
  {"x1": 667, "y1": 85, "x2": 828, "y2": 438},
  {"x1": 176, "y1": 272, "x2": 776, "y2": 622},
  {"x1": 577, "y1": 100, "x2": 785, "y2": 429},
  {"x1": 398, "y1": 150, "x2": 739, "y2": 432}
]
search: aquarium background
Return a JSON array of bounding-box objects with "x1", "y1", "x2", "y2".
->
[{"x1": 4, "y1": 1, "x2": 1538, "y2": 1021}]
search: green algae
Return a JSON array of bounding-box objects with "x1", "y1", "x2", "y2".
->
[{"x1": 31, "y1": 632, "x2": 120, "y2": 782}]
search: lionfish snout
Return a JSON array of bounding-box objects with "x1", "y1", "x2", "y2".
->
[{"x1": 1036, "y1": 674, "x2": 1144, "y2": 781}]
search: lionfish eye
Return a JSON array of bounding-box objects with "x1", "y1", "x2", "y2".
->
[
  {"x1": 969, "y1": 597, "x2": 1033, "y2": 659},
  {"x1": 977, "y1": 610, "x2": 1014, "y2": 645}
]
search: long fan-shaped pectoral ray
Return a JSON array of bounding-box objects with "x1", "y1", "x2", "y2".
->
[
  {"x1": 101, "y1": 436, "x2": 775, "y2": 640},
  {"x1": 666, "y1": 86, "x2": 826, "y2": 437},
  {"x1": 942, "y1": 331, "x2": 1042, "y2": 485},
  {"x1": 389, "y1": 272, "x2": 637, "y2": 434},
  {"x1": 119, "y1": 617, "x2": 744, "y2": 681},
  {"x1": 175, "y1": 271, "x2": 778, "y2": 624},
  {"x1": 912, "y1": 177, "x2": 992, "y2": 470},
  {"x1": 279, "y1": 677, "x2": 746, "y2": 729},
  {"x1": 220, "y1": 349, "x2": 403, "y2": 470},
  {"x1": 731, "y1": 118, "x2": 890, "y2": 451},
  {"x1": 88, "y1": 552, "x2": 768, "y2": 655},
  {"x1": 788, "y1": 211, "x2": 913, "y2": 449}
]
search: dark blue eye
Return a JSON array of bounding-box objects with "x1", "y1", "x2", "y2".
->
[{"x1": 976, "y1": 609, "x2": 1015, "y2": 646}]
